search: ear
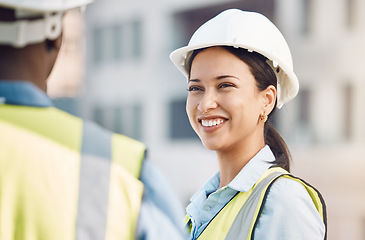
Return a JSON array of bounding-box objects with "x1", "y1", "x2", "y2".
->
[
  {"x1": 45, "y1": 33, "x2": 63, "y2": 79},
  {"x1": 262, "y1": 85, "x2": 276, "y2": 115},
  {"x1": 45, "y1": 33, "x2": 63, "y2": 53}
]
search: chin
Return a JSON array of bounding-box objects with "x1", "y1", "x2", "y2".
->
[
  {"x1": 201, "y1": 140, "x2": 224, "y2": 151},
  {"x1": 198, "y1": 133, "x2": 225, "y2": 150}
]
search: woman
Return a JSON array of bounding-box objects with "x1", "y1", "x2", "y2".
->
[{"x1": 170, "y1": 9, "x2": 327, "y2": 240}]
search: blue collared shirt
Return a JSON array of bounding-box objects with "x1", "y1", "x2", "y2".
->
[
  {"x1": 187, "y1": 145, "x2": 325, "y2": 239},
  {"x1": 0, "y1": 80, "x2": 186, "y2": 240},
  {"x1": 0, "y1": 81, "x2": 52, "y2": 107}
]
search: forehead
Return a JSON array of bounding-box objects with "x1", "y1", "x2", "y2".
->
[{"x1": 190, "y1": 47, "x2": 252, "y2": 80}]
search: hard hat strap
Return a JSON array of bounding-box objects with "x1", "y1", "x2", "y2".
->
[{"x1": 0, "y1": 12, "x2": 62, "y2": 48}]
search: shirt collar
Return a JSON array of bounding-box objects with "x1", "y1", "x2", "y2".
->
[
  {"x1": 190, "y1": 171, "x2": 221, "y2": 203},
  {"x1": 0, "y1": 80, "x2": 53, "y2": 107},
  {"x1": 190, "y1": 145, "x2": 275, "y2": 202}
]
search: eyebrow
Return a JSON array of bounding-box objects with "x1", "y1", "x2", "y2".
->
[
  {"x1": 217, "y1": 75, "x2": 239, "y2": 80},
  {"x1": 188, "y1": 75, "x2": 239, "y2": 82},
  {"x1": 188, "y1": 79, "x2": 200, "y2": 83}
]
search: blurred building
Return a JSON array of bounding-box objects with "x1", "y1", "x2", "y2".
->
[{"x1": 48, "y1": 0, "x2": 365, "y2": 239}]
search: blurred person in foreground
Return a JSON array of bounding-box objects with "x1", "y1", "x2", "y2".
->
[
  {"x1": 170, "y1": 9, "x2": 327, "y2": 239},
  {"x1": 0, "y1": 1, "x2": 185, "y2": 239}
]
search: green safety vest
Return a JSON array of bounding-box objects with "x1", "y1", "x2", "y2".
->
[
  {"x1": 0, "y1": 104, "x2": 146, "y2": 240},
  {"x1": 185, "y1": 167, "x2": 327, "y2": 240}
]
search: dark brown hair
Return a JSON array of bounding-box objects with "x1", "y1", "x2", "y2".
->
[{"x1": 188, "y1": 46, "x2": 292, "y2": 172}]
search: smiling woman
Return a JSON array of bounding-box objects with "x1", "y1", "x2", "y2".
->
[{"x1": 170, "y1": 9, "x2": 327, "y2": 240}]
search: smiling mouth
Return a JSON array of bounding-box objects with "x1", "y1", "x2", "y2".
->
[{"x1": 200, "y1": 119, "x2": 225, "y2": 127}]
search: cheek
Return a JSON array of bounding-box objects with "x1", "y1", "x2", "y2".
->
[
  {"x1": 221, "y1": 95, "x2": 244, "y2": 114},
  {"x1": 226, "y1": 94, "x2": 258, "y2": 122}
]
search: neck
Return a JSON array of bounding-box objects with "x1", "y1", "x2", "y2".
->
[
  {"x1": 0, "y1": 42, "x2": 54, "y2": 92},
  {"x1": 216, "y1": 137, "x2": 265, "y2": 189}
]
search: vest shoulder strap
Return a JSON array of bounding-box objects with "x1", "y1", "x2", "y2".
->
[
  {"x1": 226, "y1": 168, "x2": 327, "y2": 240},
  {"x1": 224, "y1": 168, "x2": 287, "y2": 240},
  {"x1": 194, "y1": 168, "x2": 287, "y2": 240}
]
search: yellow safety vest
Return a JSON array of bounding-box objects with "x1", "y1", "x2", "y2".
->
[
  {"x1": 0, "y1": 104, "x2": 146, "y2": 240},
  {"x1": 185, "y1": 167, "x2": 327, "y2": 240}
]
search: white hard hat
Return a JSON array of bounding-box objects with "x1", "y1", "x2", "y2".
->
[
  {"x1": 0, "y1": 0, "x2": 92, "y2": 12},
  {"x1": 170, "y1": 9, "x2": 299, "y2": 108},
  {"x1": 0, "y1": 0, "x2": 93, "y2": 47}
]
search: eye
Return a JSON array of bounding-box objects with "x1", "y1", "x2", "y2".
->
[
  {"x1": 187, "y1": 86, "x2": 203, "y2": 92},
  {"x1": 218, "y1": 82, "x2": 236, "y2": 89}
]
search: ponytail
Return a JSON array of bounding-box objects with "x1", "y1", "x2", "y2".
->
[{"x1": 264, "y1": 122, "x2": 291, "y2": 172}]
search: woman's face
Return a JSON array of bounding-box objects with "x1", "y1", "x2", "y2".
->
[{"x1": 186, "y1": 47, "x2": 266, "y2": 152}]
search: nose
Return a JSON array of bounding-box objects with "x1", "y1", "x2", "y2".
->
[{"x1": 197, "y1": 90, "x2": 218, "y2": 113}]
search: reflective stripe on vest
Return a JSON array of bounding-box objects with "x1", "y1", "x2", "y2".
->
[
  {"x1": 76, "y1": 121, "x2": 113, "y2": 239},
  {"x1": 185, "y1": 167, "x2": 327, "y2": 240},
  {"x1": 0, "y1": 105, "x2": 145, "y2": 240}
]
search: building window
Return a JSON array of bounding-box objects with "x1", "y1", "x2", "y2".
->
[
  {"x1": 93, "y1": 27, "x2": 106, "y2": 63},
  {"x1": 93, "y1": 106, "x2": 105, "y2": 127},
  {"x1": 344, "y1": 83, "x2": 353, "y2": 140},
  {"x1": 298, "y1": 88, "x2": 310, "y2": 126},
  {"x1": 113, "y1": 106, "x2": 124, "y2": 134},
  {"x1": 294, "y1": 87, "x2": 313, "y2": 144},
  {"x1": 93, "y1": 104, "x2": 143, "y2": 140},
  {"x1": 301, "y1": 0, "x2": 312, "y2": 35},
  {"x1": 131, "y1": 20, "x2": 142, "y2": 59},
  {"x1": 112, "y1": 24, "x2": 124, "y2": 60},
  {"x1": 169, "y1": 99, "x2": 197, "y2": 139},
  {"x1": 346, "y1": 0, "x2": 356, "y2": 29},
  {"x1": 93, "y1": 19, "x2": 143, "y2": 65}
]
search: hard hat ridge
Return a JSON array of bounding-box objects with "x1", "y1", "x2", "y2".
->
[{"x1": 170, "y1": 9, "x2": 299, "y2": 108}]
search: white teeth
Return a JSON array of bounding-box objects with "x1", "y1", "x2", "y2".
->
[{"x1": 201, "y1": 119, "x2": 224, "y2": 127}]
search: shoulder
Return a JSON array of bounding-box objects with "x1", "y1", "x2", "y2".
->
[
  {"x1": 264, "y1": 176, "x2": 322, "y2": 218},
  {"x1": 253, "y1": 176, "x2": 326, "y2": 239},
  {"x1": 261, "y1": 177, "x2": 320, "y2": 223},
  {"x1": 268, "y1": 176, "x2": 312, "y2": 203}
]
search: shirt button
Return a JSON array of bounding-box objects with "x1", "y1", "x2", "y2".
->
[{"x1": 204, "y1": 205, "x2": 212, "y2": 211}]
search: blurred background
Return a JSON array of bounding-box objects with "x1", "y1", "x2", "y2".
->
[{"x1": 47, "y1": 0, "x2": 365, "y2": 239}]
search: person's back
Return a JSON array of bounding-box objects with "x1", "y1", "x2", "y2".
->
[
  {"x1": 0, "y1": 93, "x2": 145, "y2": 239},
  {"x1": 0, "y1": 1, "x2": 185, "y2": 239}
]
